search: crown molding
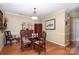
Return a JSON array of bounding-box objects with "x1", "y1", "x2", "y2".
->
[{"x1": 5, "y1": 11, "x2": 32, "y2": 19}]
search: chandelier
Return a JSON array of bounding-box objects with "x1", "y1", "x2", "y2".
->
[{"x1": 31, "y1": 8, "x2": 38, "y2": 20}]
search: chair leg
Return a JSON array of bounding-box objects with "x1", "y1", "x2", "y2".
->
[
  {"x1": 16, "y1": 39, "x2": 18, "y2": 43},
  {"x1": 21, "y1": 45, "x2": 24, "y2": 52},
  {"x1": 6, "y1": 40, "x2": 7, "y2": 45},
  {"x1": 44, "y1": 45, "x2": 46, "y2": 53},
  {"x1": 38, "y1": 46, "x2": 41, "y2": 55},
  {"x1": 45, "y1": 48, "x2": 46, "y2": 53},
  {"x1": 33, "y1": 44, "x2": 35, "y2": 49},
  {"x1": 10, "y1": 40, "x2": 12, "y2": 45},
  {"x1": 18, "y1": 39, "x2": 20, "y2": 43},
  {"x1": 17, "y1": 39, "x2": 20, "y2": 43},
  {"x1": 21, "y1": 48, "x2": 23, "y2": 52}
]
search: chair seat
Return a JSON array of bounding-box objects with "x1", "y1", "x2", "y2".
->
[
  {"x1": 9, "y1": 37, "x2": 14, "y2": 40},
  {"x1": 34, "y1": 41, "x2": 43, "y2": 44},
  {"x1": 23, "y1": 37, "x2": 31, "y2": 44},
  {"x1": 23, "y1": 42, "x2": 31, "y2": 46}
]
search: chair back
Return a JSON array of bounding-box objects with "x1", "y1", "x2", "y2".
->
[
  {"x1": 20, "y1": 30, "x2": 32, "y2": 51},
  {"x1": 20, "y1": 29, "x2": 33, "y2": 44},
  {"x1": 42, "y1": 31, "x2": 46, "y2": 40},
  {"x1": 38, "y1": 31, "x2": 46, "y2": 45},
  {"x1": 41, "y1": 31, "x2": 46, "y2": 44},
  {"x1": 20, "y1": 30, "x2": 33, "y2": 37},
  {"x1": 34, "y1": 31, "x2": 46, "y2": 54},
  {"x1": 4, "y1": 31, "x2": 11, "y2": 36},
  {"x1": 4, "y1": 31, "x2": 12, "y2": 40}
]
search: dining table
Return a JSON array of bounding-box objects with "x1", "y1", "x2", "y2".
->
[{"x1": 28, "y1": 36, "x2": 39, "y2": 50}]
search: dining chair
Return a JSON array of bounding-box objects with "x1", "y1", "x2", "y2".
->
[
  {"x1": 20, "y1": 30, "x2": 32, "y2": 52},
  {"x1": 4, "y1": 31, "x2": 17, "y2": 45},
  {"x1": 34, "y1": 31, "x2": 46, "y2": 54}
]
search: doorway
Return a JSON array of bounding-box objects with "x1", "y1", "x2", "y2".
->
[
  {"x1": 73, "y1": 19, "x2": 79, "y2": 52},
  {"x1": 34, "y1": 24, "x2": 42, "y2": 34},
  {"x1": 34, "y1": 24, "x2": 42, "y2": 37},
  {"x1": 75, "y1": 20, "x2": 79, "y2": 41}
]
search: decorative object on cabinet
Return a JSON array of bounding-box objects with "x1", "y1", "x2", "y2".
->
[
  {"x1": 45, "y1": 19, "x2": 55, "y2": 30},
  {"x1": 28, "y1": 24, "x2": 33, "y2": 30},
  {"x1": 21, "y1": 22, "x2": 33, "y2": 30},
  {"x1": 21, "y1": 22, "x2": 26, "y2": 30},
  {"x1": 4, "y1": 17, "x2": 7, "y2": 29}
]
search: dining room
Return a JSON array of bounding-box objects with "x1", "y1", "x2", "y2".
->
[{"x1": 0, "y1": 3, "x2": 79, "y2": 55}]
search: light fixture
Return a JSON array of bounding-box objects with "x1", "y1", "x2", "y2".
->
[{"x1": 31, "y1": 8, "x2": 38, "y2": 20}]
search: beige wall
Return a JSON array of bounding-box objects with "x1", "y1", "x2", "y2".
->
[
  {"x1": 42, "y1": 10, "x2": 66, "y2": 46},
  {"x1": 0, "y1": 5, "x2": 69, "y2": 51},
  {"x1": 5, "y1": 12, "x2": 42, "y2": 37},
  {"x1": 0, "y1": 7, "x2": 67, "y2": 50}
]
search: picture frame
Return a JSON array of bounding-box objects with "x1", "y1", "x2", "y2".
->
[{"x1": 45, "y1": 19, "x2": 56, "y2": 30}]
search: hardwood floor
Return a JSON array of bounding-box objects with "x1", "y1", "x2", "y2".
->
[{"x1": 0, "y1": 41, "x2": 77, "y2": 55}]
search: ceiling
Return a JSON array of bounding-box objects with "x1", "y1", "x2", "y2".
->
[{"x1": 1, "y1": 3, "x2": 79, "y2": 18}]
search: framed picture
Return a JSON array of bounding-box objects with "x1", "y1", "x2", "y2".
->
[{"x1": 45, "y1": 19, "x2": 56, "y2": 30}]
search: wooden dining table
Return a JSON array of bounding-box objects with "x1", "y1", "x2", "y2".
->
[
  {"x1": 20, "y1": 29, "x2": 39, "y2": 50},
  {"x1": 29, "y1": 37, "x2": 39, "y2": 50}
]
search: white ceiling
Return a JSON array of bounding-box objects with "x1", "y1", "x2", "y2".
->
[{"x1": 1, "y1": 3, "x2": 79, "y2": 18}]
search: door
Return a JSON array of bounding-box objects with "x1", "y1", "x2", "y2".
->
[{"x1": 34, "y1": 24, "x2": 42, "y2": 34}]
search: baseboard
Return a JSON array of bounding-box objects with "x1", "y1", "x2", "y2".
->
[{"x1": 47, "y1": 40, "x2": 66, "y2": 47}]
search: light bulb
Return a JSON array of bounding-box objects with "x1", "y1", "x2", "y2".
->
[{"x1": 31, "y1": 16, "x2": 38, "y2": 20}]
